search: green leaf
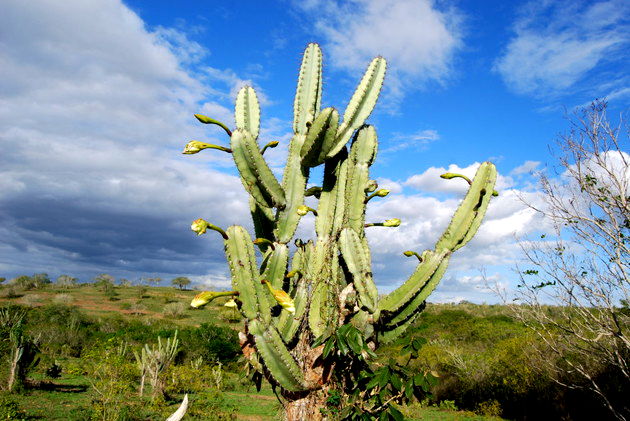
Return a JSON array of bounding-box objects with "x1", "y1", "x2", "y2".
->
[
  {"x1": 388, "y1": 406, "x2": 404, "y2": 421},
  {"x1": 322, "y1": 338, "x2": 335, "y2": 359},
  {"x1": 390, "y1": 373, "x2": 402, "y2": 391},
  {"x1": 366, "y1": 373, "x2": 380, "y2": 390}
]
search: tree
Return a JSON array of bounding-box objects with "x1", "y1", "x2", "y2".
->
[
  {"x1": 513, "y1": 101, "x2": 629, "y2": 420},
  {"x1": 171, "y1": 277, "x2": 191, "y2": 290},
  {"x1": 56, "y1": 274, "x2": 77, "y2": 289},
  {"x1": 183, "y1": 44, "x2": 497, "y2": 419}
]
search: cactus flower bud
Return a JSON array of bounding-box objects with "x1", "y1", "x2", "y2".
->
[
  {"x1": 191, "y1": 218, "x2": 209, "y2": 235},
  {"x1": 403, "y1": 250, "x2": 423, "y2": 261},
  {"x1": 191, "y1": 290, "x2": 239, "y2": 308},
  {"x1": 194, "y1": 114, "x2": 232, "y2": 136},
  {"x1": 191, "y1": 219, "x2": 228, "y2": 239},
  {"x1": 191, "y1": 291, "x2": 216, "y2": 308},
  {"x1": 383, "y1": 218, "x2": 401, "y2": 227},
  {"x1": 365, "y1": 180, "x2": 378, "y2": 193},
  {"x1": 262, "y1": 280, "x2": 295, "y2": 314},
  {"x1": 297, "y1": 205, "x2": 317, "y2": 216},
  {"x1": 183, "y1": 141, "x2": 209, "y2": 154},
  {"x1": 224, "y1": 299, "x2": 238, "y2": 308},
  {"x1": 183, "y1": 141, "x2": 231, "y2": 154},
  {"x1": 375, "y1": 189, "x2": 390, "y2": 197},
  {"x1": 260, "y1": 140, "x2": 280, "y2": 155}
]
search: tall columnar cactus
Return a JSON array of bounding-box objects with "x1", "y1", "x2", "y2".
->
[{"x1": 185, "y1": 43, "x2": 497, "y2": 420}]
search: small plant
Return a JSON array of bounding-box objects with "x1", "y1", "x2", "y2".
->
[
  {"x1": 134, "y1": 331, "x2": 180, "y2": 401},
  {"x1": 53, "y1": 293, "x2": 74, "y2": 305},
  {"x1": 163, "y1": 302, "x2": 186, "y2": 318},
  {"x1": 20, "y1": 294, "x2": 42, "y2": 307}
]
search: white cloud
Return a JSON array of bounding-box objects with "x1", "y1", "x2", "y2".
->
[
  {"x1": 494, "y1": 0, "x2": 629, "y2": 97},
  {"x1": 0, "y1": 0, "x2": 252, "y2": 285},
  {"x1": 384, "y1": 129, "x2": 440, "y2": 152},
  {"x1": 403, "y1": 162, "x2": 514, "y2": 194},
  {"x1": 511, "y1": 160, "x2": 541, "y2": 175},
  {"x1": 291, "y1": 0, "x2": 464, "y2": 103}
]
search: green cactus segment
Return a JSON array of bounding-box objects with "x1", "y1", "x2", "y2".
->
[
  {"x1": 248, "y1": 319, "x2": 307, "y2": 391},
  {"x1": 308, "y1": 279, "x2": 338, "y2": 339},
  {"x1": 225, "y1": 226, "x2": 271, "y2": 323},
  {"x1": 345, "y1": 126, "x2": 377, "y2": 232},
  {"x1": 231, "y1": 129, "x2": 286, "y2": 209},
  {"x1": 332, "y1": 155, "x2": 349, "y2": 233},
  {"x1": 378, "y1": 249, "x2": 449, "y2": 314},
  {"x1": 250, "y1": 198, "x2": 275, "y2": 245},
  {"x1": 300, "y1": 107, "x2": 339, "y2": 167},
  {"x1": 378, "y1": 303, "x2": 426, "y2": 344},
  {"x1": 277, "y1": 277, "x2": 308, "y2": 343},
  {"x1": 235, "y1": 86, "x2": 261, "y2": 139},
  {"x1": 294, "y1": 43, "x2": 323, "y2": 135},
  {"x1": 339, "y1": 228, "x2": 378, "y2": 312},
  {"x1": 262, "y1": 243, "x2": 289, "y2": 291},
  {"x1": 315, "y1": 148, "x2": 347, "y2": 238},
  {"x1": 275, "y1": 134, "x2": 310, "y2": 243},
  {"x1": 326, "y1": 57, "x2": 386, "y2": 159},
  {"x1": 383, "y1": 256, "x2": 450, "y2": 328},
  {"x1": 436, "y1": 162, "x2": 497, "y2": 251}
]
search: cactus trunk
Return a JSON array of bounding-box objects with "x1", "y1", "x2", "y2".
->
[{"x1": 185, "y1": 43, "x2": 498, "y2": 419}]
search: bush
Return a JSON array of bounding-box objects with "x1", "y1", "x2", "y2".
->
[
  {"x1": 0, "y1": 287, "x2": 20, "y2": 299},
  {"x1": 163, "y1": 302, "x2": 186, "y2": 318},
  {"x1": 180, "y1": 324, "x2": 240, "y2": 363},
  {"x1": 21, "y1": 294, "x2": 42, "y2": 307},
  {"x1": 0, "y1": 393, "x2": 27, "y2": 420}
]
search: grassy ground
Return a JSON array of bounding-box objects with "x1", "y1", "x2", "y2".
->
[
  {"x1": 0, "y1": 284, "x2": 236, "y2": 328},
  {"x1": 0, "y1": 284, "x2": 507, "y2": 420}
]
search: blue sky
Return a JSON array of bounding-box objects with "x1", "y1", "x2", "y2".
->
[{"x1": 0, "y1": 0, "x2": 628, "y2": 302}]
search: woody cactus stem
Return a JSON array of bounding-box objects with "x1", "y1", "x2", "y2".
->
[{"x1": 185, "y1": 43, "x2": 498, "y2": 420}]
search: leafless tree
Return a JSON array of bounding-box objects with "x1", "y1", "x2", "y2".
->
[{"x1": 512, "y1": 101, "x2": 629, "y2": 420}]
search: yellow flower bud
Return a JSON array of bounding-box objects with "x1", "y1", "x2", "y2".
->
[
  {"x1": 383, "y1": 218, "x2": 401, "y2": 227},
  {"x1": 183, "y1": 141, "x2": 211, "y2": 154},
  {"x1": 191, "y1": 218, "x2": 209, "y2": 235},
  {"x1": 224, "y1": 299, "x2": 238, "y2": 308},
  {"x1": 262, "y1": 280, "x2": 295, "y2": 314}
]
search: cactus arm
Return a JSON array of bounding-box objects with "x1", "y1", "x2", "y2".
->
[
  {"x1": 378, "y1": 249, "x2": 449, "y2": 314},
  {"x1": 275, "y1": 134, "x2": 310, "y2": 243},
  {"x1": 345, "y1": 126, "x2": 378, "y2": 232},
  {"x1": 231, "y1": 129, "x2": 286, "y2": 209},
  {"x1": 250, "y1": 198, "x2": 275, "y2": 244},
  {"x1": 436, "y1": 162, "x2": 497, "y2": 251},
  {"x1": 249, "y1": 319, "x2": 307, "y2": 391},
  {"x1": 378, "y1": 303, "x2": 425, "y2": 344},
  {"x1": 262, "y1": 243, "x2": 289, "y2": 291},
  {"x1": 325, "y1": 57, "x2": 386, "y2": 159},
  {"x1": 225, "y1": 225, "x2": 272, "y2": 324},
  {"x1": 235, "y1": 86, "x2": 261, "y2": 139},
  {"x1": 300, "y1": 107, "x2": 340, "y2": 167},
  {"x1": 381, "y1": 256, "x2": 450, "y2": 328},
  {"x1": 315, "y1": 147, "x2": 348, "y2": 238},
  {"x1": 277, "y1": 276, "x2": 309, "y2": 343},
  {"x1": 339, "y1": 228, "x2": 378, "y2": 312},
  {"x1": 293, "y1": 43, "x2": 323, "y2": 135}
]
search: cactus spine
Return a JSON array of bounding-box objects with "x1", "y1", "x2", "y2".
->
[{"x1": 185, "y1": 43, "x2": 497, "y2": 420}]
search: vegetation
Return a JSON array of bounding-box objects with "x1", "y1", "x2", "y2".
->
[
  {"x1": 508, "y1": 101, "x2": 629, "y2": 420},
  {"x1": 184, "y1": 43, "x2": 497, "y2": 420}
]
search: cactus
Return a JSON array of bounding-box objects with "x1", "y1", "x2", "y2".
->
[{"x1": 184, "y1": 43, "x2": 497, "y2": 420}]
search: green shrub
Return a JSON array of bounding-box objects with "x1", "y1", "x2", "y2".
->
[
  {"x1": 0, "y1": 393, "x2": 27, "y2": 420},
  {"x1": 163, "y1": 302, "x2": 186, "y2": 318}
]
